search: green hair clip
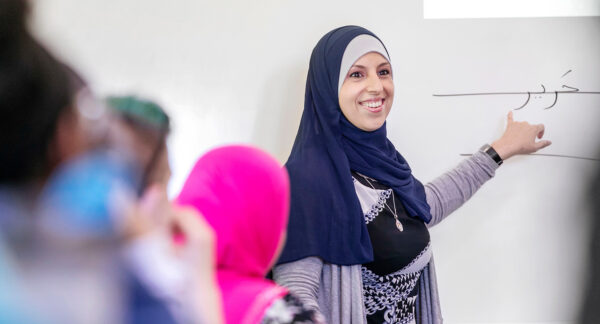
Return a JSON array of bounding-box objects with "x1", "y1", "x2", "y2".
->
[{"x1": 106, "y1": 95, "x2": 169, "y2": 130}]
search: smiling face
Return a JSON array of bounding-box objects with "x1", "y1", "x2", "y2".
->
[{"x1": 338, "y1": 52, "x2": 394, "y2": 132}]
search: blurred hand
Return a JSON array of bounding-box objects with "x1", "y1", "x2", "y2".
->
[
  {"x1": 122, "y1": 185, "x2": 171, "y2": 240},
  {"x1": 122, "y1": 185, "x2": 216, "y2": 276},
  {"x1": 492, "y1": 111, "x2": 552, "y2": 160},
  {"x1": 121, "y1": 189, "x2": 223, "y2": 324},
  {"x1": 170, "y1": 206, "x2": 223, "y2": 324},
  {"x1": 170, "y1": 206, "x2": 216, "y2": 277}
]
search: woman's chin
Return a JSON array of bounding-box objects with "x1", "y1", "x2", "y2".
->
[{"x1": 359, "y1": 120, "x2": 386, "y2": 132}]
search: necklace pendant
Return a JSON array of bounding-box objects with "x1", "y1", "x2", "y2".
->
[{"x1": 395, "y1": 219, "x2": 404, "y2": 232}]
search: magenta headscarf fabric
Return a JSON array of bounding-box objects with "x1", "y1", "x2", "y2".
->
[{"x1": 176, "y1": 145, "x2": 290, "y2": 324}]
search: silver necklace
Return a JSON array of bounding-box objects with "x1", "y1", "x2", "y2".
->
[{"x1": 359, "y1": 174, "x2": 404, "y2": 232}]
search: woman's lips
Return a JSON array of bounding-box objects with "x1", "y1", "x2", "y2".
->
[{"x1": 359, "y1": 98, "x2": 384, "y2": 113}]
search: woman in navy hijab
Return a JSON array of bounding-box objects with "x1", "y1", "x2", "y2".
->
[{"x1": 273, "y1": 26, "x2": 550, "y2": 324}]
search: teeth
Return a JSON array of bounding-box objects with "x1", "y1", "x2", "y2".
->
[{"x1": 362, "y1": 100, "x2": 383, "y2": 108}]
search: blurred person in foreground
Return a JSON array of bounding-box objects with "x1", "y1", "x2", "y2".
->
[
  {"x1": 105, "y1": 95, "x2": 171, "y2": 194},
  {"x1": 0, "y1": 0, "x2": 222, "y2": 323},
  {"x1": 177, "y1": 145, "x2": 325, "y2": 324},
  {"x1": 579, "y1": 153, "x2": 600, "y2": 323},
  {"x1": 0, "y1": 1, "x2": 125, "y2": 317},
  {"x1": 105, "y1": 95, "x2": 224, "y2": 323}
]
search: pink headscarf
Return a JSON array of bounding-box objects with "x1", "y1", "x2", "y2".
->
[{"x1": 176, "y1": 145, "x2": 290, "y2": 324}]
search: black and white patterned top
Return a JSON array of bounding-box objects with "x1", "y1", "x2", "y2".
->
[
  {"x1": 352, "y1": 172, "x2": 432, "y2": 324},
  {"x1": 261, "y1": 293, "x2": 325, "y2": 324}
]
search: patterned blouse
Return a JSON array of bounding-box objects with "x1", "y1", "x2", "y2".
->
[
  {"x1": 261, "y1": 292, "x2": 325, "y2": 324},
  {"x1": 352, "y1": 172, "x2": 432, "y2": 324}
]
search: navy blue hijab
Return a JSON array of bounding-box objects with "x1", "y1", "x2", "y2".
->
[{"x1": 277, "y1": 26, "x2": 431, "y2": 266}]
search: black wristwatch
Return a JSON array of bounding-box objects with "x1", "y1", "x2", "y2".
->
[{"x1": 480, "y1": 144, "x2": 503, "y2": 166}]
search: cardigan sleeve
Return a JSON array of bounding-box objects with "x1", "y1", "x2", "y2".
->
[
  {"x1": 272, "y1": 257, "x2": 324, "y2": 315},
  {"x1": 424, "y1": 151, "x2": 499, "y2": 227}
]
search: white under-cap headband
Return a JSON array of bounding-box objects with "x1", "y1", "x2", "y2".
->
[{"x1": 338, "y1": 34, "x2": 391, "y2": 94}]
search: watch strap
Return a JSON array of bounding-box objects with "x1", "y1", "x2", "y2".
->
[{"x1": 480, "y1": 144, "x2": 503, "y2": 166}]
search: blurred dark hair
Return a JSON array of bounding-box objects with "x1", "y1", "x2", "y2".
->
[
  {"x1": 0, "y1": 0, "x2": 29, "y2": 45},
  {"x1": 0, "y1": 0, "x2": 78, "y2": 184}
]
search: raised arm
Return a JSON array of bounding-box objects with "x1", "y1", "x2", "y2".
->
[
  {"x1": 425, "y1": 111, "x2": 551, "y2": 227},
  {"x1": 425, "y1": 151, "x2": 498, "y2": 227}
]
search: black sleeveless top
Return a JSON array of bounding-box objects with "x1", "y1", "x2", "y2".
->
[{"x1": 352, "y1": 171, "x2": 431, "y2": 324}]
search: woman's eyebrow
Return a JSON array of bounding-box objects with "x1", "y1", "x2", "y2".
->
[{"x1": 351, "y1": 62, "x2": 391, "y2": 69}]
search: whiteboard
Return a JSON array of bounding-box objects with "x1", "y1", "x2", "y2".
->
[{"x1": 32, "y1": 0, "x2": 600, "y2": 322}]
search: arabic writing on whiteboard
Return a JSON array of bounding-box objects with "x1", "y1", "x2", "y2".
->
[{"x1": 433, "y1": 70, "x2": 600, "y2": 110}]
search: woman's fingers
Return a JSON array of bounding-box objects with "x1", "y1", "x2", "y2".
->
[
  {"x1": 171, "y1": 208, "x2": 216, "y2": 273},
  {"x1": 536, "y1": 124, "x2": 545, "y2": 139},
  {"x1": 534, "y1": 140, "x2": 552, "y2": 151},
  {"x1": 139, "y1": 185, "x2": 170, "y2": 223},
  {"x1": 171, "y1": 207, "x2": 215, "y2": 254},
  {"x1": 493, "y1": 111, "x2": 552, "y2": 159},
  {"x1": 529, "y1": 124, "x2": 551, "y2": 152}
]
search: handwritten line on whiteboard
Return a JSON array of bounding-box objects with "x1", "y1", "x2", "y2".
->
[
  {"x1": 433, "y1": 70, "x2": 600, "y2": 110},
  {"x1": 433, "y1": 91, "x2": 600, "y2": 97},
  {"x1": 460, "y1": 153, "x2": 600, "y2": 162},
  {"x1": 433, "y1": 91, "x2": 600, "y2": 110}
]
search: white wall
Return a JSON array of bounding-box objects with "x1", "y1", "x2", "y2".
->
[{"x1": 31, "y1": 1, "x2": 600, "y2": 322}]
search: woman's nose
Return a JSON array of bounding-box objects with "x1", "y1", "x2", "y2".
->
[{"x1": 366, "y1": 73, "x2": 383, "y2": 93}]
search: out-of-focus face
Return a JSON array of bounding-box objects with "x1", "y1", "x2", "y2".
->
[
  {"x1": 147, "y1": 142, "x2": 172, "y2": 189},
  {"x1": 338, "y1": 52, "x2": 394, "y2": 132},
  {"x1": 50, "y1": 88, "x2": 102, "y2": 171},
  {"x1": 107, "y1": 119, "x2": 171, "y2": 191},
  {"x1": 52, "y1": 107, "x2": 88, "y2": 165}
]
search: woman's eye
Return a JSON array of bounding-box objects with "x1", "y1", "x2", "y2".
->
[
  {"x1": 379, "y1": 69, "x2": 390, "y2": 76},
  {"x1": 349, "y1": 71, "x2": 362, "y2": 78}
]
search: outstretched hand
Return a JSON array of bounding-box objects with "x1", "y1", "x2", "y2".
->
[{"x1": 492, "y1": 111, "x2": 552, "y2": 161}]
